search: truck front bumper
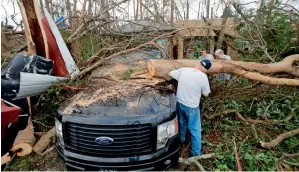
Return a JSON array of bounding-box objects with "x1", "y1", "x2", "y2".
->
[{"x1": 57, "y1": 135, "x2": 180, "y2": 171}]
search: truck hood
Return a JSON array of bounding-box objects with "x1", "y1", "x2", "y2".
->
[{"x1": 59, "y1": 89, "x2": 176, "y2": 117}]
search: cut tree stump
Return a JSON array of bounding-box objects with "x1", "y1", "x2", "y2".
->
[
  {"x1": 33, "y1": 127, "x2": 56, "y2": 155},
  {"x1": 11, "y1": 119, "x2": 36, "y2": 157}
]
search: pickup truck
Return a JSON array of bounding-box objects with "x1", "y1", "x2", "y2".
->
[{"x1": 55, "y1": 55, "x2": 180, "y2": 171}]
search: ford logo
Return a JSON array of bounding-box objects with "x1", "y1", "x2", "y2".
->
[{"x1": 95, "y1": 137, "x2": 114, "y2": 145}]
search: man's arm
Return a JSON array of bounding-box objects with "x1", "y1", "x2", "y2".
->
[
  {"x1": 201, "y1": 76, "x2": 211, "y2": 97},
  {"x1": 202, "y1": 93, "x2": 209, "y2": 97},
  {"x1": 168, "y1": 69, "x2": 183, "y2": 81}
]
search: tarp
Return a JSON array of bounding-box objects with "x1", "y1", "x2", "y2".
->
[{"x1": 55, "y1": 16, "x2": 67, "y2": 29}]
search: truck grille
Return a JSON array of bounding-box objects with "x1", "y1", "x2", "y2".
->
[{"x1": 65, "y1": 122, "x2": 153, "y2": 157}]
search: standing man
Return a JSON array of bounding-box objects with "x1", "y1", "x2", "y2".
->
[
  {"x1": 168, "y1": 59, "x2": 212, "y2": 156},
  {"x1": 200, "y1": 50, "x2": 214, "y2": 61},
  {"x1": 215, "y1": 49, "x2": 232, "y2": 81}
]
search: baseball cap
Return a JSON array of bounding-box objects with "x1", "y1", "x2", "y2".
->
[{"x1": 200, "y1": 59, "x2": 212, "y2": 70}]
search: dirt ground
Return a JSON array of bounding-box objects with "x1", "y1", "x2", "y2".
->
[{"x1": 6, "y1": 151, "x2": 65, "y2": 171}]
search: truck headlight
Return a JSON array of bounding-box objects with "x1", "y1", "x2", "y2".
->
[
  {"x1": 55, "y1": 119, "x2": 64, "y2": 146},
  {"x1": 157, "y1": 117, "x2": 178, "y2": 150}
]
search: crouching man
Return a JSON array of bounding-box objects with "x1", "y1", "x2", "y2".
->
[{"x1": 168, "y1": 59, "x2": 212, "y2": 156}]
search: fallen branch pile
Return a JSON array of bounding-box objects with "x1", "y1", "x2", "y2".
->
[{"x1": 179, "y1": 153, "x2": 215, "y2": 171}]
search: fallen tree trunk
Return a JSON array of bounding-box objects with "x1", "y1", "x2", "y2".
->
[
  {"x1": 229, "y1": 55, "x2": 299, "y2": 77},
  {"x1": 147, "y1": 57, "x2": 299, "y2": 86},
  {"x1": 33, "y1": 127, "x2": 55, "y2": 155},
  {"x1": 11, "y1": 119, "x2": 36, "y2": 157}
]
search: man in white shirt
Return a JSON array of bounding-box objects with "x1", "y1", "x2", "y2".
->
[
  {"x1": 168, "y1": 59, "x2": 212, "y2": 156},
  {"x1": 200, "y1": 50, "x2": 214, "y2": 61},
  {"x1": 215, "y1": 49, "x2": 232, "y2": 81}
]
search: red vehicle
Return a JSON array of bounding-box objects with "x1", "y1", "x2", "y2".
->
[{"x1": 1, "y1": 99, "x2": 28, "y2": 166}]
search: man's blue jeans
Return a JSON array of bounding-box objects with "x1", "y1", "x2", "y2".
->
[{"x1": 176, "y1": 101, "x2": 201, "y2": 156}]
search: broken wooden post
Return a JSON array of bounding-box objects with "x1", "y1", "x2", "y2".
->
[{"x1": 178, "y1": 36, "x2": 184, "y2": 59}]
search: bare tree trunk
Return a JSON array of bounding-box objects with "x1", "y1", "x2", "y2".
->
[
  {"x1": 81, "y1": 0, "x2": 87, "y2": 23},
  {"x1": 1, "y1": 30, "x2": 8, "y2": 54},
  {"x1": 206, "y1": 0, "x2": 210, "y2": 18},
  {"x1": 141, "y1": 2, "x2": 167, "y2": 23},
  {"x1": 266, "y1": 0, "x2": 275, "y2": 25},
  {"x1": 140, "y1": 0, "x2": 143, "y2": 19},
  {"x1": 44, "y1": 0, "x2": 50, "y2": 15},
  {"x1": 256, "y1": 0, "x2": 265, "y2": 22},
  {"x1": 216, "y1": 6, "x2": 230, "y2": 49},
  {"x1": 73, "y1": 0, "x2": 77, "y2": 17},
  {"x1": 88, "y1": 0, "x2": 93, "y2": 16},
  {"x1": 72, "y1": 0, "x2": 78, "y2": 29},
  {"x1": 153, "y1": 0, "x2": 160, "y2": 22},
  {"x1": 186, "y1": 0, "x2": 189, "y2": 19},
  {"x1": 135, "y1": 0, "x2": 139, "y2": 20},
  {"x1": 170, "y1": 0, "x2": 174, "y2": 25},
  {"x1": 133, "y1": 0, "x2": 136, "y2": 19},
  {"x1": 39, "y1": 0, "x2": 44, "y2": 15},
  {"x1": 197, "y1": 2, "x2": 200, "y2": 19},
  {"x1": 66, "y1": 0, "x2": 72, "y2": 27}
]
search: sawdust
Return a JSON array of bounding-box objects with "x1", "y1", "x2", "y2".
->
[{"x1": 60, "y1": 58, "x2": 163, "y2": 115}]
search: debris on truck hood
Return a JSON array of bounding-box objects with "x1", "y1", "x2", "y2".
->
[{"x1": 59, "y1": 59, "x2": 168, "y2": 115}]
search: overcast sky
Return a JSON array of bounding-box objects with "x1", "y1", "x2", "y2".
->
[{"x1": 1, "y1": 0, "x2": 299, "y2": 29}]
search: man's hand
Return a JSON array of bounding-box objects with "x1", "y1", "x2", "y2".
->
[{"x1": 203, "y1": 94, "x2": 209, "y2": 97}]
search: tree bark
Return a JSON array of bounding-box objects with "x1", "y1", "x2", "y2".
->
[
  {"x1": 1, "y1": 30, "x2": 8, "y2": 54},
  {"x1": 11, "y1": 119, "x2": 36, "y2": 157},
  {"x1": 21, "y1": 0, "x2": 48, "y2": 58},
  {"x1": 147, "y1": 56, "x2": 299, "y2": 86},
  {"x1": 260, "y1": 128, "x2": 299, "y2": 149},
  {"x1": 135, "y1": 0, "x2": 139, "y2": 20},
  {"x1": 66, "y1": 0, "x2": 72, "y2": 27},
  {"x1": 18, "y1": 0, "x2": 36, "y2": 54},
  {"x1": 186, "y1": 0, "x2": 189, "y2": 19},
  {"x1": 216, "y1": 6, "x2": 230, "y2": 49},
  {"x1": 33, "y1": 127, "x2": 55, "y2": 155},
  {"x1": 206, "y1": 0, "x2": 210, "y2": 18},
  {"x1": 266, "y1": 0, "x2": 275, "y2": 25},
  {"x1": 140, "y1": 0, "x2": 143, "y2": 19}
]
